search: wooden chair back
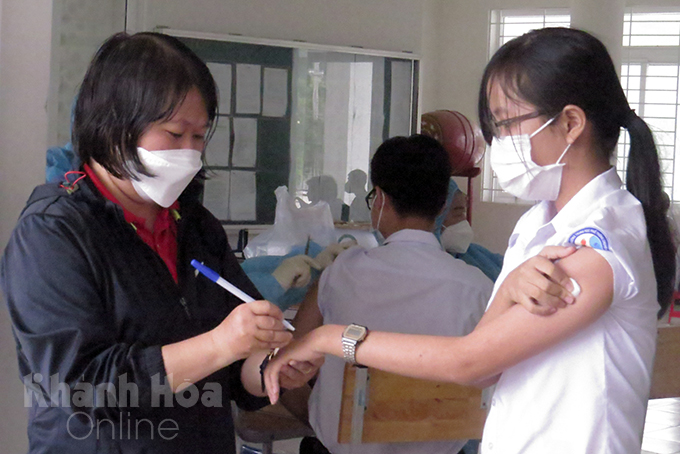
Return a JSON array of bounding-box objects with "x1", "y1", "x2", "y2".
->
[{"x1": 337, "y1": 364, "x2": 488, "y2": 444}]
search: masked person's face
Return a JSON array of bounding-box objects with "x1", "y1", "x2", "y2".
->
[
  {"x1": 130, "y1": 87, "x2": 209, "y2": 207},
  {"x1": 444, "y1": 191, "x2": 467, "y2": 228},
  {"x1": 440, "y1": 191, "x2": 473, "y2": 254}
]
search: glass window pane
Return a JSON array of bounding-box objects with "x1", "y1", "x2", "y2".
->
[
  {"x1": 623, "y1": 76, "x2": 642, "y2": 90},
  {"x1": 661, "y1": 159, "x2": 674, "y2": 174},
  {"x1": 633, "y1": 12, "x2": 680, "y2": 23},
  {"x1": 645, "y1": 90, "x2": 678, "y2": 104},
  {"x1": 646, "y1": 117, "x2": 677, "y2": 132},
  {"x1": 548, "y1": 15, "x2": 570, "y2": 24},
  {"x1": 644, "y1": 104, "x2": 677, "y2": 118},
  {"x1": 658, "y1": 145, "x2": 676, "y2": 160},
  {"x1": 624, "y1": 91, "x2": 640, "y2": 104},
  {"x1": 503, "y1": 15, "x2": 546, "y2": 24},
  {"x1": 502, "y1": 23, "x2": 538, "y2": 38},
  {"x1": 647, "y1": 65, "x2": 679, "y2": 77},
  {"x1": 646, "y1": 76, "x2": 679, "y2": 90},
  {"x1": 630, "y1": 21, "x2": 680, "y2": 37},
  {"x1": 630, "y1": 35, "x2": 679, "y2": 46},
  {"x1": 654, "y1": 131, "x2": 676, "y2": 147}
]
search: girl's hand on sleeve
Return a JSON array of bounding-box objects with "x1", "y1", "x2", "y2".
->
[
  {"x1": 211, "y1": 300, "x2": 293, "y2": 365},
  {"x1": 497, "y1": 245, "x2": 578, "y2": 316}
]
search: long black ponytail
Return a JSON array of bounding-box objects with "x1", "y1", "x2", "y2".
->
[
  {"x1": 478, "y1": 27, "x2": 676, "y2": 317},
  {"x1": 624, "y1": 111, "x2": 676, "y2": 316}
]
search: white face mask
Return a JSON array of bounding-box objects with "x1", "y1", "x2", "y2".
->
[
  {"x1": 489, "y1": 116, "x2": 571, "y2": 201},
  {"x1": 440, "y1": 220, "x2": 474, "y2": 254},
  {"x1": 131, "y1": 147, "x2": 203, "y2": 208}
]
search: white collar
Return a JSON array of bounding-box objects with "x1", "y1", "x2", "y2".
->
[
  {"x1": 522, "y1": 167, "x2": 622, "y2": 235},
  {"x1": 383, "y1": 229, "x2": 442, "y2": 249}
]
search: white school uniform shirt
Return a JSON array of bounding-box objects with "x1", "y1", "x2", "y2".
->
[
  {"x1": 310, "y1": 229, "x2": 493, "y2": 454},
  {"x1": 481, "y1": 168, "x2": 658, "y2": 454}
]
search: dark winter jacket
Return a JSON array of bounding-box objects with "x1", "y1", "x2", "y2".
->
[{"x1": 0, "y1": 176, "x2": 267, "y2": 453}]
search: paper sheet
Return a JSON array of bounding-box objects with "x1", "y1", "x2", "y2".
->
[
  {"x1": 236, "y1": 64, "x2": 261, "y2": 114},
  {"x1": 206, "y1": 62, "x2": 232, "y2": 115},
  {"x1": 262, "y1": 67, "x2": 289, "y2": 117},
  {"x1": 202, "y1": 171, "x2": 231, "y2": 221},
  {"x1": 232, "y1": 117, "x2": 258, "y2": 167},
  {"x1": 229, "y1": 170, "x2": 257, "y2": 221},
  {"x1": 205, "y1": 121, "x2": 231, "y2": 167}
]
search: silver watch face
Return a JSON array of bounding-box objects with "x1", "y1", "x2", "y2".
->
[{"x1": 344, "y1": 324, "x2": 367, "y2": 341}]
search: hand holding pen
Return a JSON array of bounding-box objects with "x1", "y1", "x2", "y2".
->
[
  {"x1": 191, "y1": 260, "x2": 324, "y2": 393},
  {"x1": 192, "y1": 260, "x2": 296, "y2": 331},
  {"x1": 191, "y1": 260, "x2": 294, "y2": 365}
]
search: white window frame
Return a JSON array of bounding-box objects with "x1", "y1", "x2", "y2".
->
[
  {"x1": 483, "y1": 9, "x2": 570, "y2": 204},
  {"x1": 618, "y1": 7, "x2": 680, "y2": 203},
  {"x1": 483, "y1": 7, "x2": 680, "y2": 205}
]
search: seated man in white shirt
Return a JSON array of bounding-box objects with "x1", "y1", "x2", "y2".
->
[{"x1": 292, "y1": 134, "x2": 494, "y2": 454}]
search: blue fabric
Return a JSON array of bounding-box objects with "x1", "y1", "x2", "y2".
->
[
  {"x1": 46, "y1": 143, "x2": 80, "y2": 183},
  {"x1": 240, "y1": 242, "x2": 325, "y2": 311},
  {"x1": 434, "y1": 178, "x2": 459, "y2": 240},
  {"x1": 435, "y1": 178, "x2": 504, "y2": 281},
  {"x1": 46, "y1": 97, "x2": 80, "y2": 183},
  {"x1": 456, "y1": 243, "x2": 504, "y2": 282}
]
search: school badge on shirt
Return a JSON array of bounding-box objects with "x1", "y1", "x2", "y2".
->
[{"x1": 568, "y1": 227, "x2": 610, "y2": 251}]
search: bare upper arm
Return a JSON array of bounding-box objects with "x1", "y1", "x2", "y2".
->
[{"x1": 291, "y1": 280, "x2": 323, "y2": 339}]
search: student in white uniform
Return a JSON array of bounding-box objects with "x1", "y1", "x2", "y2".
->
[
  {"x1": 293, "y1": 134, "x2": 492, "y2": 454},
  {"x1": 263, "y1": 28, "x2": 676, "y2": 454}
]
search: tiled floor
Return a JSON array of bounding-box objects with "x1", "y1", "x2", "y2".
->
[
  {"x1": 237, "y1": 399, "x2": 680, "y2": 454},
  {"x1": 238, "y1": 436, "x2": 301, "y2": 454},
  {"x1": 643, "y1": 398, "x2": 680, "y2": 454}
]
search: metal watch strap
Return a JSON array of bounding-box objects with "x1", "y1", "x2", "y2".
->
[
  {"x1": 342, "y1": 336, "x2": 359, "y2": 364},
  {"x1": 342, "y1": 324, "x2": 368, "y2": 365}
]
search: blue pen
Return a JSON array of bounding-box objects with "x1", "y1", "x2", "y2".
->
[{"x1": 191, "y1": 259, "x2": 295, "y2": 331}]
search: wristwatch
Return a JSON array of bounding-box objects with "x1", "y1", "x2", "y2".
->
[{"x1": 342, "y1": 323, "x2": 368, "y2": 365}]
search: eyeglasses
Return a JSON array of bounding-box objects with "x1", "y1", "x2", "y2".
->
[
  {"x1": 492, "y1": 111, "x2": 543, "y2": 136},
  {"x1": 365, "y1": 188, "x2": 376, "y2": 210}
]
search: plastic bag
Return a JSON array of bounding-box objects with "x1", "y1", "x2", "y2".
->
[{"x1": 243, "y1": 186, "x2": 337, "y2": 258}]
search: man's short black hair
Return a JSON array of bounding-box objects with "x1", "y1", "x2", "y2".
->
[
  {"x1": 73, "y1": 32, "x2": 218, "y2": 179},
  {"x1": 370, "y1": 134, "x2": 451, "y2": 219}
]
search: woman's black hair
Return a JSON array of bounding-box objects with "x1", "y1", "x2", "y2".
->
[
  {"x1": 370, "y1": 134, "x2": 451, "y2": 219},
  {"x1": 478, "y1": 27, "x2": 676, "y2": 317},
  {"x1": 73, "y1": 32, "x2": 218, "y2": 179}
]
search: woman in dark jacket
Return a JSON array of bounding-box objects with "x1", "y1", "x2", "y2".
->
[{"x1": 0, "y1": 32, "x2": 317, "y2": 453}]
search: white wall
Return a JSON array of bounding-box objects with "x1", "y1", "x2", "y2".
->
[
  {"x1": 130, "y1": 0, "x2": 425, "y2": 54},
  {"x1": 426, "y1": 0, "x2": 554, "y2": 253},
  {"x1": 0, "y1": 0, "x2": 54, "y2": 450},
  {"x1": 0, "y1": 0, "x2": 125, "y2": 450}
]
